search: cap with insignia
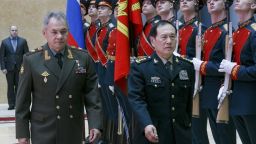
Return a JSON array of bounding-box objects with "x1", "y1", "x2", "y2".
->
[
  {"x1": 154, "y1": 0, "x2": 180, "y2": 9},
  {"x1": 96, "y1": 0, "x2": 113, "y2": 9},
  {"x1": 140, "y1": 0, "x2": 156, "y2": 7},
  {"x1": 196, "y1": 0, "x2": 204, "y2": 10},
  {"x1": 85, "y1": 0, "x2": 97, "y2": 9},
  {"x1": 202, "y1": 0, "x2": 233, "y2": 8}
]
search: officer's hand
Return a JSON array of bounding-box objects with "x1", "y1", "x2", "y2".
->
[
  {"x1": 2, "y1": 69, "x2": 7, "y2": 74},
  {"x1": 192, "y1": 58, "x2": 203, "y2": 71},
  {"x1": 218, "y1": 59, "x2": 237, "y2": 74},
  {"x1": 18, "y1": 138, "x2": 30, "y2": 144},
  {"x1": 89, "y1": 128, "x2": 101, "y2": 143},
  {"x1": 144, "y1": 125, "x2": 159, "y2": 143}
]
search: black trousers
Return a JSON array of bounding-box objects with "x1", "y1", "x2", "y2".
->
[
  {"x1": 192, "y1": 109, "x2": 209, "y2": 144},
  {"x1": 6, "y1": 66, "x2": 19, "y2": 107},
  {"x1": 207, "y1": 109, "x2": 236, "y2": 144},
  {"x1": 233, "y1": 115, "x2": 256, "y2": 144}
]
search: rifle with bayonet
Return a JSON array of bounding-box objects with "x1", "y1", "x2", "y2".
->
[
  {"x1": 193, "y1": 22, "x2": 202, "y2": 117},
  {"x1": 216, "y1": 1, "x2": 233, "y2": 123}
]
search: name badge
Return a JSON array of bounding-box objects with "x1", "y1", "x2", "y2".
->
[
  {"x1": 179, "y1": 70, "x2": 189, "y2": 80},
  {"x1": 150, "y1": 76, "x2": 161, "y2": 84}
]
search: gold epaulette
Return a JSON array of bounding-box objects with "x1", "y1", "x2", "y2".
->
[
  {"x1": 178, "y1": 56, "x2": 193, "y2": 64},
  {"x1": 135, "y1": 56, "x2": 151, "y2": 64},
  {"x1": 251, "y1": 23, "x2": 256, "y2": 31},
  {"x1": 26, "y1": 47, "x2": 43, "y2": 56}
]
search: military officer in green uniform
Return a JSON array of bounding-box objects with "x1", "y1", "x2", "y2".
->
[{"x1": 15, "y1": 11, "x2": 102, "y2": 144}]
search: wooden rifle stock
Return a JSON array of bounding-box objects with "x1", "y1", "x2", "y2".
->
[
  {"x1": 217, "y1": 22, "x2": 233, "y2": 123},
  {"x1": 193, "y1": 23, "x2": 202, "y2": 118}
]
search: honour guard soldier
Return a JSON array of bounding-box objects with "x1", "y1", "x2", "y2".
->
[
  {"x1": 80, "y1": 0, "x2": 90, "y2": 33},
  {"x1": 84, "y1": 0, "x2": 100, "y2": 72},
  {"x1": 154, "y1": 0, "x2": 182, "y2": 26},
  {"x1": 192, "y1": 0, "x2": 236, "y2": 144},
  {"x1": 129, "y1": 20, "x2": 194, "y2": 144},
  {"x1": 95, "y1": 0, "x2": 119, "y2": 143},
  {"x1": 179, "y1": 0, "x2": 209, "y2": 144},
  {"x1": 15, "y1": 11, "x2": 102, "y2": 144},
  {"x1": 219, "y1": 0, "x2": 256, "y2": 143},
  {"x1": 137, "y1": 0, "x2": 160, "y2": 58}
]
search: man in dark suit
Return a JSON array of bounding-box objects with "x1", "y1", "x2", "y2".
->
[
  {"x1": 15, "y1": 11, "x2": 102, "y2": 144},
  {"x1": 0, "y1": 25, "x2": 29, "y2": 110},
  {"x1": 128, "y1": 20, "x2": 194, "y2": 144}
]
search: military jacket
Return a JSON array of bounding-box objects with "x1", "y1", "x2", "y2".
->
[
  {"x1": 15, "y1": 44, "x2": 102, "y2": 144},
  {"x1": 128, "y1": 52, "x2": 194, "y2": 144},
  {"x1": 230, "y1": 17, "x2": 256, "y2": 115},
  {"x1": 200, "y1": 19, "x2": 229, "y2": 109},
  {"x1": 179, "y1": 17, "x2": 207, "y2": 59}
]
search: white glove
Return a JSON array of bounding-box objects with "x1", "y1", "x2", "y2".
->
[
  {"x1": 217, "y1": 85, "x2": 224, "y2": 101},
  {"x1": 192, "y1": 58, "x2": 203, "y2": 71},
  {"x1": 2, "y1": 69, "x2": 7, "y2": 74},
  {"x1": 173, "y1": 51, "x2": 180, "y2": 57},
  {"x1": 218, "y1": 59, "x2": 237, "y2": 74},
  {"x1": 109, "y1": 85, "x2": 114, "y2": 95}
]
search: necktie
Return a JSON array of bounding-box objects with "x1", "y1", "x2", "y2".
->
[
  {"x1": 165, "y1": 61, "x2": 173, "y2": 76},
  {"x1": 55, "y1": 53, "x2": 63, "y2": 69},
  {"x1": 11, "y1": 39, "x2": 17, "y2": 52}
]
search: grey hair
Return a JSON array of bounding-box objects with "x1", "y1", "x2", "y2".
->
[{"x1": 43, "y1": 11, "x2": 67, "y2": 27}]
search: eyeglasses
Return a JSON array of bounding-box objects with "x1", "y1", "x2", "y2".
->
[{"x1": 11, "y1": 30, "x2": 18, "y2": 32}]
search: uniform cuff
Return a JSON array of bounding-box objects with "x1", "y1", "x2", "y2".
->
[
  {"x1": 231, "y1": 65, "x2": 240, "y2": 80},
  {"x1": 200, "y1": 61, "x2": 208, "y2": 75}
]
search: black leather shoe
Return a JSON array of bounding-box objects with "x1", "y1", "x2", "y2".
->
[{"x1": 8, "y1": 106, "x2": 15, "y2": 110}]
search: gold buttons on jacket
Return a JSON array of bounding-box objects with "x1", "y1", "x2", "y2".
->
[
  {"x1": 171, "y1": 95, "x2": 175, "y2": 99},
  {"x1": 56, "y1": 95, "x2": 59, "y2": 99},
  {"x1": 172, "y1": 107, "x2": 175, "y2": 111},
  {"x1": 57, "y1": 115, "x2": 61, "y2": 119},
  {"x1": 56, "y1": 106, "x2": 60, "y2": 109},
  {"x1": 171, "y1": 83, "x2": 174, "y2": 87},
  {"x1": 69, "y1": 95, "x2": 72, "y2": 99},
  {"x1": 172, "y1": 118, "x2": 175, "y2": 123},
  {"x1": 69, "y1": 105, "x2": 73, "y2": 109},
  {"x1": 70, "y1": 115, "x2": 73, "y2": 119}
]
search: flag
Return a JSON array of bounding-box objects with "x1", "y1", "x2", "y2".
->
[
  {"x1": 66, "y1": 0, "x2": 85, "y2": 49},
  {"x1": 115, "y1": 0, "x2": 143, "y2": 95},
  {"x1": 129, "y1": 0, "x2": 143, "y2": 37}
]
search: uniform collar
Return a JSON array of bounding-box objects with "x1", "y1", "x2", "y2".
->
[
  {"x1": 210, "y1": 18, "x2": 226, "y2": 28},
  {"x1": 184, "y1": 17, "x2": 197, "y2": 26},
  {"x1": 238, "y1": 17, "x2": 255, "y2": 29}
]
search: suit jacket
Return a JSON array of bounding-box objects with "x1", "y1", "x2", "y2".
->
[
  {"x1": 128, "y1": 52, "x2": 194, "y2": 144},
  {"x1": 15, "y1": 44, "x2": 102, "y2": 144},
  {"x1": 0, "y1": 36, "x2": 29, "y2": 71}
]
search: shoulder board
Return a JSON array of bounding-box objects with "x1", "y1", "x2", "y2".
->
[
  {"x1": 223, "y1": 24, "x2": 228, "y2": 31},
  {"x1": 70, "y1": 47, "x2": 87, "y2": 52},
  {"x1": 26, "y1": 47, "x2": 43, "y2": 56},
  {"x1": 177, "y1": 56, "x2": 193, "y2": 64},
  {"x1": 108, "y1": 23, "x2": 115, "y2": 29},
  {"x1": 250, "y1": 23, "x2": 256, "y2": 31},
  {"x1": 135, "y1": 56, "x2": 151, "y2": 64}
]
